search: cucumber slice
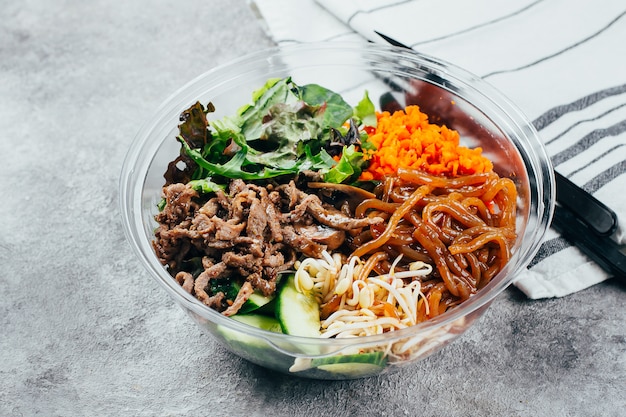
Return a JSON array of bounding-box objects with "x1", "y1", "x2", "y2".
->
[
  {"x1": 230, "y1": 313, "x2": 283, "y2": 333},
  {"x1": 276, "y1": 274, "x2": 321, "y2": 337},
  {"x1": 310, "y1": 351, "x2": 388, "y2": 378},
  {"x1": 254, "y1": 297, "x2": 277, "y2": 314},
  {"x1": 239, "y1": 290, "x2": 275, "y2": 314},
  {"x1": 219, "y1": 314, "x2": 282, "y2": 357},
  {"x1": 219, "y1": 314, "x2": 282, "y2": 347},
  {"x1": 217, "y1": 314, "x2": 287, "y2": 371}
]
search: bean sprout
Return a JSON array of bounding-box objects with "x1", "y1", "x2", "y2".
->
[{"x1": 294, "y1": 250, "x2": 433, "y2": 339}]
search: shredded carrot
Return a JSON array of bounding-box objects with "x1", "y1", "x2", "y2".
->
[{"x1": 362, "y1": 105, "x2": 493, "y2": 180}]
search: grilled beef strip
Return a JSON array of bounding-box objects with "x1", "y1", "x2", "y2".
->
[{"x1": 152, "y1": 179, "x2": 382, "y2": 314}]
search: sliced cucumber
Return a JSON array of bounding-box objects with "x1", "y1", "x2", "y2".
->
[
  {"x1": 309, "y1": 351, "x2": 388, "y2": 378},
  {"x1": 218, "y1": 313, "x2": 282, "y2": 347},
  {"x1": 217, "y1": 314, "x2": 287, "y2": 371},
  {"x1": 230, "y1": 313, "x2": 283, "y2": 333},
  {"x1": 239, "y1": 290, "x2": 275, "y2": 314},
  {"x1": 276, "y1": 274, "x2": 321, "y2": 337},
  {"x1": 254, "y1": 297, "x2": 277, "y2": 314}
]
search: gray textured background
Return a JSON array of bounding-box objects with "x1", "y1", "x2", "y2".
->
[{"x1": 1, "y1": 1, "x2": 624, "y2": 416}]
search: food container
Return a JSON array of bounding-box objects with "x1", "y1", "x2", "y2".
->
[{"x1": 119, "y1": 42, "x2": 554, "y2": 380}]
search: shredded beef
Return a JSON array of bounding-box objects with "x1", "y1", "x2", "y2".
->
[
  {"x1": 264, "y1": 191, "x2": 283, "y2": 242},
  {"x1": 281, "y1": 225, "x2": 327, "y2": 259},
  {"x1": 155, "y1": 183, "x2": 199, "y2": 227},
  {"x1": 288, "y1": 186, "x2": 384, "y2": 230},
  {"x1": 175, "y1": 271, "x2": 194, "y2": 294},
  {"x1": 223, "y1": 281, "x2": 254, "y2": 316},
  {"x1": 152, "y1": 180, "x2": 382, "y2": 315}
]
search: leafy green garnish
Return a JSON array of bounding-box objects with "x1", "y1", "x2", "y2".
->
[
  {"x1": 209, "y1": 278, "x2": 240, "y2": 300},
  {"x1": 323, "y1": 145, "x2": 366, "y2": 184},
  {"x1": 295, "y1": 83, "x2": 354, "y2": 128},
  {"x1": 245, "y1": 101, "x2": 326, "y2": 170},
  {"x1": 188, "y1": 178, "x2": 227, "y2": 194},
  {"x1": 359, "y1": 133, "x2": 377, "y2": 152},
  {"x1": 178, "y1": 137, "x2": 295, "y2": 180},
  {"x1": 237, "y1": 77, "x2": 297, "y2": 140},
  {"x1": 353, "y1": 90, "x2": 377, "y2": 127},
  {"x1": 157, "y1": 198, "x2": 167, "y2": 212}
]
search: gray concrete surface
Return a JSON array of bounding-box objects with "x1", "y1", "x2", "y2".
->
[{"x1": 1, "y1": 1, "x2": 624, "y2": 416}]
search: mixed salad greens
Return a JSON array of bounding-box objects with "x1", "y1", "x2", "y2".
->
[{"x1": 175, "y1": 77, "x2": 377, "y2": 195}]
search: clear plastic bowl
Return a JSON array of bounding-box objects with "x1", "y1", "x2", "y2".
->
[{"x1": 120, "y1": 42, "x2": 554, "y2": 380}]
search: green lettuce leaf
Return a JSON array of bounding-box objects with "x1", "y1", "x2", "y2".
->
[
  {"x1": 238, "y1": 77, "x2": 299, "y2": 140},
  {"x1": 353, "y1": 90, "x2": 377, "y2": 127},
  {"x1": 323, "y1": 145, "x2": 365, "y2": 184},
  {"x1": 295, "y1": 83, "x2": 354, "y2": 128},
  {"x1": 244, "y1": 101, "x2": 326, "y2": 170},
  {"x1": 188, "y1": 178, "x2": 227, "y2": 194}
]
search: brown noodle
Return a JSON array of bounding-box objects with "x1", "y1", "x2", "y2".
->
[{"x1": 345, "y1": 167, "x2": 518, "y2": 320}]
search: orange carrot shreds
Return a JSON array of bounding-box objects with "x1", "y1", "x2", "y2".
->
[{"x1": 362, "y1": 105, "x2": 493, "y2": 180}]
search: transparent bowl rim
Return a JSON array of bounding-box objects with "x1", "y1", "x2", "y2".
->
[{"x1": 119, "y1": 41, "x2": 555, "y2": 351}]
